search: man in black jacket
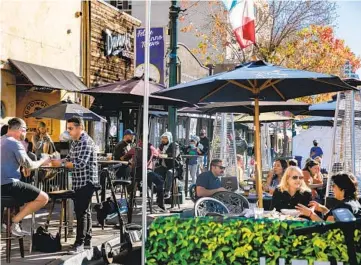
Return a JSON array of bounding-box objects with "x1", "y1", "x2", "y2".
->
[
  {"x1": 199, "y1": 129, "x2": 210, "y2": 170},
  {"x1": 155, "y1": 132, "x2": 181, "y2": 199},
  {"x1": 113, "y1": 129, "x2": 135, "y2": 179}
]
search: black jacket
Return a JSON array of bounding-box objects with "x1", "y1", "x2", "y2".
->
[
  {"x1": 113, "y1": 140, "x2": 131, "y2": 161},
  {"x1": 158, "y1": 142, "x2": 181, "y2": 169},
  {"x1": 199, "y1": 137, "x2": 209, "y2": 154}
]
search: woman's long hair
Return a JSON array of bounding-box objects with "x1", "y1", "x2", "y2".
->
[
  {"x1": 279, "y1": 166, "x2": 311, "y2": 194},
  {"x1": 332, "y1": 172, "x2": 358, "y2": 201},
  {"x1": 303, "y1": 159, "x2": 319, "y2": 175}
]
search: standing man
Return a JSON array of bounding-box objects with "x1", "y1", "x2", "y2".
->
[
  {"x1": 113, "y1": 129, "x2": 135, "y2": 179},
  {"x1": 199, "y1": 129, "x2": 210, "y2": 170},
  {"x1": 64, "y1": 117, "x2": 98, "y2": 254},
  {"x1": 310, "y1": 140, "x2": 323, "y2": 159},
  {"x1": 1, "y1": 118, "x2": 50, "y2": 236},
  {"x1": 155, "y1": 132, "x2": 181, "y2": 199}
]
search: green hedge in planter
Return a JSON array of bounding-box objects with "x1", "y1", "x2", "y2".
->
[{"x1": 145, "y1": 217, "x2": 361, "y2": 265}]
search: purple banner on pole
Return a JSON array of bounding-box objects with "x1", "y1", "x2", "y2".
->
[{"x1": 135, "y1": 27, "x2": 165, "y2": 85}]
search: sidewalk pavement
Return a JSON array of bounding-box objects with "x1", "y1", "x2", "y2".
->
[{"x1": 1, "y1": 192, "x2": 195, "y2": 265}]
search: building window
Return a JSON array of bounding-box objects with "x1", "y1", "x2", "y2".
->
[{"x1": 108, "y1": 0, "x2": 132, "y2": 15}]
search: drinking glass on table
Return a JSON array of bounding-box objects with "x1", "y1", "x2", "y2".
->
[{"x1": 254, "y1": 208, "x2": 264, "y2": 219}]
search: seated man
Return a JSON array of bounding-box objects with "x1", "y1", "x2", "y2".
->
[
  {"x1": 196, "y1": 159, "x2": 227, "y2": 198},
  {"x1": 1, "y1": 118, "x2": 50, "y2": 236},
  {"x1": 155, "y1": 132, "x2": 182, "y2": 199},
  {"x1": 113, "y1": 129, "x2": 135, "y2": 179}
]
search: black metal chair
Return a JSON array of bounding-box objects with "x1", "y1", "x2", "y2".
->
[
  {"x1": 212, "y1": 191, "x2": 250, "y2": 215},
  {"x1": 1, "y1": 196, "x2": 25, "y2": 263},
  {"x1": 189, "y1": 184, "x2": 197, "y2": 203}
]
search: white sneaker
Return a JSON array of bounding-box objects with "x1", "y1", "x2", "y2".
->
[{"x1": 11, "y1": 223, "x2": 30, "y2": 237}]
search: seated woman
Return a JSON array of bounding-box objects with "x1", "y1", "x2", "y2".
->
[
  {"x1": 296, "y1": 172, "x2": 361, "y2": 221},
  {"x1": 264, "y1": 159, "x2": 288, "y2": 194},
  {"x1": 302, "y1": 159, "x2": 324, "y2": 199},
  {"x1": 271, "y1": 166, "x2": 312, "y2": 212},
  {"x1": 314, "y1": 156, "x2": 328, "y2": 175}
]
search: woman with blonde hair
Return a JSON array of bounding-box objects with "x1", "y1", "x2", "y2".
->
[{"x1": 271, "y1": 166, "x2": 312, "y2": 212}]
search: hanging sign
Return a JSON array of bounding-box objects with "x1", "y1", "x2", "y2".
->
[{"x1": 103, "y1": 29, "x2": 132, "y2": 59}]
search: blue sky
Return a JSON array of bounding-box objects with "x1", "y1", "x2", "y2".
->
[{"x1": 335, "y1": 1, "x2": 361, "y2": 76}]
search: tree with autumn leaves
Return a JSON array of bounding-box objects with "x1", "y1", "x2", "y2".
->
[{"x1": 180, "y1": 1, "x2": 360, "y2": 103}]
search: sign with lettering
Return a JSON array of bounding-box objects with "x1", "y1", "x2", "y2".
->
[
  {"x1": 23, "y1": 100, "x2": 52, "y2": 134},
  {"x1": 103, "y1": 29, "x2": 132, "y2": 59},
  {"x1": 135, "y1": 27, "x2": 165, "y2": 84}
]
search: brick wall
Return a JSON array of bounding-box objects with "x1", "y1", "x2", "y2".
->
[{"x1": 90, "y1": 0, "x2": 140, "y2": 86}]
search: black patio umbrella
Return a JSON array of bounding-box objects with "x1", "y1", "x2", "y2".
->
[
  {"x1": 29, "y1": 100, "x2": 106, "y2": 122},
  {"x1": 235, "y1": 112, "x2": 294, "y2": 123},
  {"x1": 294, "y1": 100, "x2": 337, "y2": 117},
  {"x1": 81, "y1": 76, "x2": 193, "y2": 109},
  {"x1": 198, "y1": 100, "x2": 309, "y2": 115},
  {"x1": 153, "y1": 60, "x2": 357, "y2": 207},
  {"x1": 296, "y1": 116, "x2": 334, "y2": 127}
]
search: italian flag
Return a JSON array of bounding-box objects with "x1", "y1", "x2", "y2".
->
[{"x1": 222, "y1": 0, "x2": 256, "y2": 49}]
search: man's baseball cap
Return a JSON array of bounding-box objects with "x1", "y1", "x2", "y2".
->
[{"x1": 124, "y1": 129, "x2": 136, "y2": 135}]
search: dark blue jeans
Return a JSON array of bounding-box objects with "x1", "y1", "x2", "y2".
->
[{"x1": 147, "y1": 171, "x2": 164, "y2": 207}]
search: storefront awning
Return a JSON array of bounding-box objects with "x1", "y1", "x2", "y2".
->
[{"x1": 9, "y1": 59, "x2": 87, "y2": 92}]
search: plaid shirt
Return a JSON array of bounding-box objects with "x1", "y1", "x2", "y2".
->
[{"x1": 66, "y1": 132, "x2": 98, "y2": 190}]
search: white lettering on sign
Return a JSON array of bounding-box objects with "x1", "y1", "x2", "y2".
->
[
  {"x1": 103, "y1": 29, "x2": 132, "y2": 59},
  {"x1": 23, "y1": 100, "x2": 52, "y2": 134},
  {"x1": 137, "y1": 28, "x2": 163, "y2": 48}
]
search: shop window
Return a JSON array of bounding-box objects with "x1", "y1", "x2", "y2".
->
[{"x1": 109, "y1": 0, "x2": 132, "y2": 14}]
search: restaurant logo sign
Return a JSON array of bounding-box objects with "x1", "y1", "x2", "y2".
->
[
  {"x1": 103, "y1": 29, "x2": 132, "y2": 59},
  {"x1": 23, "y1": 100, "x2": 52, "y2": 134}
]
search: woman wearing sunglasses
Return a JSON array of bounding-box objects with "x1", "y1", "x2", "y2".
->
[
  {"x1": 271, "y1": 166, "x2": 312, "y2": 212},
  {"x1": 296, "y1": 172, "x2": 361, "y2": 221}
]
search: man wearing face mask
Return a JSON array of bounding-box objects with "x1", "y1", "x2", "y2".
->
[
  {"x1": 155, "y1": 132, "x2": 181, "y2": 199},
  {"x1": 199, "y1": 129, "x2": 209, "y2": 170},
  {"x1": 186, "y1": 136, "x2": 203, "y2": 185},
  {"x1": 113, "y1": 129, "x2": 135, "y2": 179}
]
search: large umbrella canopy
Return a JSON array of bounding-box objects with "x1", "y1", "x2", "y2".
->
[
  {"x1": 81, "y1": 77, "x2": 193, "y2": 108},
  {"x1": 296, "y1": 116, "x2": 334, "y2": 127},
  {"x1": 29, "y1": 100, "x2": 106, "y2": 122},
  {"x1": 198, "y1": 100, "x2": 309, "y2": 114},
  {"x1": 235, "y1": 112, "x2": 294, "y2": 123},
  {"x1": 153, "y1": 60, "x2": 357, "y2": 208},
  {"x1": 294, "y1": 100, "x2": 337, "y2": 117},
  {"x1": 153, "y1": 61, "x2": 357, "y2": 103}
]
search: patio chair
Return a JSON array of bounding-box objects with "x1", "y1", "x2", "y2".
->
[
  {"x1": 212, "y1": 191, "x2": 250, "y2": 215},
  {"x1": 194, "y1": 197, "x2": 230, "y2": 217},
  {"x1": 189, "y1": 184, "x2": 197, "y2": 203}
]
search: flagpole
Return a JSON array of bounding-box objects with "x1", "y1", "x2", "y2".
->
[{"x1": 141, "y1": 0, "x2": 151, "y2": 264}]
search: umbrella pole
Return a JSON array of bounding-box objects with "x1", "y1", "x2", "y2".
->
[
  {"x1": 141, "y1": 0, "x2": 151, "y2": 264},
  {"x1": 254, "y1": 97, "x2": 263, "y2": 208}
]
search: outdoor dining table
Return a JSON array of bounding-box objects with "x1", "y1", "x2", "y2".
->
[
  {"x1": 181, "y1": 154, "x2": 204, "y2": 197},
  {"x1": 235, "y1": 190, "x2": 273, "y2": 210}
]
